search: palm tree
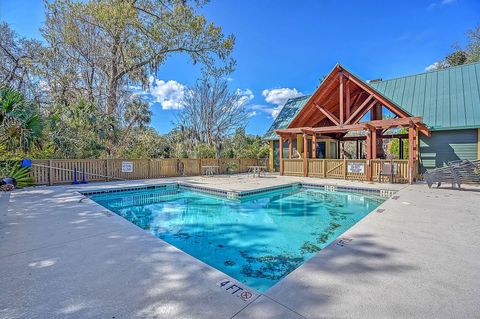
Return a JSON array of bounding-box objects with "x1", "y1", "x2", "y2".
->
[
  {"x1": 116, "y1": 97, "x2": 152, "y2": 151},
  {"x1": 0, "y1": 85, "x2": 43, "y2": 154}
]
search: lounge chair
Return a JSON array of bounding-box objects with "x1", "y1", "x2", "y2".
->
[{"x1": 424, "y1": 160, "x2": 480, "y2": 189}]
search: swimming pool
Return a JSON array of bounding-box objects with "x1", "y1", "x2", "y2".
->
[{"x1": 89, "y1": 184, "x2": 385, "y2": 292}]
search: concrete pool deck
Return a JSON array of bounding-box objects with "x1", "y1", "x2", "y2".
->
[{"x1": 1, "y1": 175, "x2": 479, "y2": 318}]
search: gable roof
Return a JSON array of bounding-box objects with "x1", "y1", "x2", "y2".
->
[
  {"x1": 263, "y1": 95, "x2": 310, "y2": 140},
  {"x1": 368, "y1": 61, "x2": 480, "y2": 131},
  {"x1": 264, "y1": 62, "x2": 480, "y2": 140}
]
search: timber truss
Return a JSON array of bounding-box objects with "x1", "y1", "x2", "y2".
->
[{"x1": 275, "y1": 64, "x2": 431, "y2": 183}]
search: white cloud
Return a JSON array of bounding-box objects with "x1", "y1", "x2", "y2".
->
[
  {"x1": 424, "y1": 61, "x2": 448, "y2": 72},
  {"x1": 429, "y1": 0, "x2": 456, "y2": 9},
  {"x1": 262, "y1": 88, "x2": 302, "y2": 106},
  {"x1": 248, "y1": 104, "x2": 281, "y2": 118},
  {"x1": 148, "y1": 77, "x2": 186, "y2": 110},
  {"x1": 247, "y1": 111, "x2": 257, "y2": 118},
  {"x1": 236, "y1": 88, "x2": 254, "y2": 106},
  {"x1": 255, "y1": 87, "x2": 303, "y2": 118}
]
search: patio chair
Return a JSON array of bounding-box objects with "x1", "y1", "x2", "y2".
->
[
  {"x1": 424, "y1": 166, "x2": 458, "y2": 189},
  {"x1": 448, "y1": 160, "x2": 480, "y2": 187},
  {"x1": 379, "y1": 161, "x2": 397, "y2": 183},
  {"x1": 424, "y1": 160, "x2": 480, "y2": 189}
]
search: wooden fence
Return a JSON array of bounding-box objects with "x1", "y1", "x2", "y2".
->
[
  {"x1": 282, "y1": 159, "x2": 413, "y2": 183},
  {"x1": 30, "y1": 158, "x2": 261, "y2": 186}
]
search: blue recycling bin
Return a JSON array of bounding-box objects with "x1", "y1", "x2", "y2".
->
[{"x1": 21, "y1": 159, "x2": 32, "y2": 168}]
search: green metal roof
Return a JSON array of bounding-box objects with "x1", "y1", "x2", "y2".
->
[
  {"x1": 264, "y1": 62, "x2": 480, "y2": 140},
  {"x1": 264, "y1": 95, "x2": 310, "y2": 140},
  {"x1": 368, "y1": 61, "x2": 480, "y2": 131}
]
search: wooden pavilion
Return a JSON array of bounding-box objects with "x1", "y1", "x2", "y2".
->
[{"x1": 273, "y1": 64, "x2": 431, "y2": 184}]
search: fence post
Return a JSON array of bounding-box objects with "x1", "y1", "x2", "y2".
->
[
  {"x1": 367, "y1": 160, "x2": 372, "y2": 182},
  {"x1": 105, "y1": 159, "x2": 110, "y2": 182},
  {"x1": 343, "y1": 159, "x2": 347, "y2": 179},
  {"x1": 322, "y1": 160, "x2": 326, "y2": 178},
  {"x1": 148, "y1": 159, "x2": 152, "y2": 179},
  {"x1": 48, "y1": 159, "x2": 53, "y2": 186}
]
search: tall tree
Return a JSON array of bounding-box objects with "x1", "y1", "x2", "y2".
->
[
  {"x1": 0, "y1": 23, "x2": 44, "y2": 101},
  {"x1": 175, "y1": 78, "x2": 249, "y2": 157},
  {"x1": 428, "y1": 25, "x2": 480, "y2": 71},
  {"x1": 42, "y1": 0, "x2": 235, "y2": 114}
]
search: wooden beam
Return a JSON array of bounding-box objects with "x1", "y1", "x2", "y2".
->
[
  {"x1": 290, "y1": 73, "x2": 340, "y2": 127},
  {"x1": 279, "y1": 136, "x2": 284, "y2": 175},
  {"x1": 280, "y1": 117, "x2": 429, "y2": 137},
  {"x1": 408, "y1": 124, "x2": 414, "y2": 184},
  {"x1": 339, "y1": 73, "x2": 344, "y2": 125},
  {"x1": 303, "y1": 134, "x2": 308, "y2": 177},
  {"x1": 366, "y1": 130, "x2": 371, "y2": 160},
  {"x1": 346, "y1": 74, "x2": 411, "y2": 118},
  {"x1": 269, "y1": 140, "x2": 274, "y2": 172},
  {"x1": 346, "y1": 80, "x2": 351, "y2": 120},
  {"x1": 372, "y1": 128, "x2": 377, "y2": 159},
  {"x1": 399, "y1": 138, "x2": 404, "y2": 159},
  {"x1": 345, "y1": 94, "x2": 374, "y2": 124},
  {"x1": 341, "y1": 133, "x2": 409, "y2": 141},
  {"x1": 305, "y1": 87, "x2": 340, "y2": 126},
  {"x1": 312, "y1": 134, "x2": 317, "y2": 159},
  {"x1": 366, "y1": 130, "x2": 372, "y2": 181},
  {"x1": 313, "y1": 103, "x2": 340, "y2": 126},
  {"x1": 353, "y1": 100, "x2": 378, "y2": 124},
  {"x1": 288, "y1": 136, "x2": 293, "y2": 159}
]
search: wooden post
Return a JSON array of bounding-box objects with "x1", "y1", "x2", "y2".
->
[
  {"x1": 48, "y1": 159, "x2": 53, "y2": 186},
  {"x1": 303, "y1": 134, "x2": 308, "y2": 177},
  {"x1": 414, "y1": 127, "x2": 418, "y2": 180},
  {"x1": 288, "y1": 136, "x2": 293, "y2": 159},
  {"x1": 399, "y1": 138, "x2": 404, "y2": 159},
  {"x1": 372, "y1": 128, "x2": 377, "y2": 159},
  {"x1": 312, "y1": 134, "x2": 317, "y2": 159},
  {"x1": 269, "y1": 141, "x2": 274, "y2": 172},
  {"x1": 366, "y1": 130, "x2": 372, "y2": 181},
  {"x1": 408, "y1": 124, "x2": 415, "y2": 184},
  {"x1": 148, "y1": 159, "x2": 152, "y2": 179},
  {"x1": 323, "y1": 159, "x2": 326, "y2": 178},
  {"x1": 346, "y1": 81, "x2": 351, "y2": 120},
  {"x1": 343, "y1": 159, "x2": 347, "y2": 179},
  {"x1": 279, "y1": 136, "x2": 284, "y2": 175},
  {"x1": 339, "y1": 73, "x2": 344, "y2": 125},
  {"x1": 106, "y1": 159, "x2": 110, "y2": 181}
]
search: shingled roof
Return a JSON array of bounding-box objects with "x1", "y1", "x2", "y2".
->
[
  {"x1": 264, "y1": 61, "x2": 480, "y2": 140},
  {"x1": 263, "y1": 95, "x2": 311, "y2": 140}
]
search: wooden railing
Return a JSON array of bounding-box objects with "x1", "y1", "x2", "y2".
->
[
  {"x1": 283, "y1": 159, "x2": 414, "y2": 183},
  {"x1": 30, "y1": 158, "x2": 260, "y2": 185},
  {"x1": 283, "y1": 159, "x2": 303, "y2": 176}
]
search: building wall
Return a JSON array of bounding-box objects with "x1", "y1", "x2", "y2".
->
[{"x1": 419, "y1": 128, "x2": 479, "y2": 171}]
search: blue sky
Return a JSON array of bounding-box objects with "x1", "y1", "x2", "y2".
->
[{"x1": 1, "y1": 0, "x2": 479, "y2": 136}]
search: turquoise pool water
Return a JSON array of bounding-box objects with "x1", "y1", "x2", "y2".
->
[{"x1": 90, "y1": 186, "x2": 384, "y2": 292}]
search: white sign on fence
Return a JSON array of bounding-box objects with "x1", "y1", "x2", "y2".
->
[
  {"x1": 121, "y1": 161, "x2": 134, "y2": 173},
  {"x1": 347, "y1": 162, "x2": 365, "y2": 174}
]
